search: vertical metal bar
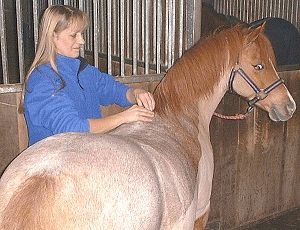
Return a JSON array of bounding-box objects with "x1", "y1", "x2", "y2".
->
[
  {"x1": 178, "y1": 0, "x2": 184, "y2": 58},
  {"x1": 290, "y1": 0, "x2": 294, "y2": 23},
  {"x1": 112, "y1": 0, "x2": 118, "y2": 58},
  {"x1": 238, "y1": 0, "x2": 242, "y2": 20},
  {"x1": 32, "y1": 1, "x2": 39, "y2": 52},
  {"x1": 253, "y1": 0, "x2": 257, "y2": 19},
  {"x1": 120, "y1": 0, "x2": 125, "y2": 76},
  {"x1": 16, "y1": 0, "x2": 25, "y2": 83},
  {"x1": 78, "y1": 0, "x2": 85, "y2": 57},
  {"x1": 249, "y1": 0, "x2": 252, "y2": 21},
  {"x1": 186, "y1": 0, "x2": 201, "y2": 49},
  {"x1": 0, "y1": 0, "x2": 8, "y2": 83},
  {"x1": 261, "y1": 0, "x2": 269, "y2": 18},
  {"x1": 64, "y1": 0, "x2": 70, "y2": 5},
  {"x1": 286, "y1": 0, "x2": 291, "y2": 21},
  {"x1": 93, "y1": 0, "x2": 99, "y2": 68},
  {"x1": 295, "y1": 0, "x2": 298, "y2": 25},
  {"x1": 171, "y1": 0, "x2": 176, "y2": 65},
  {"x1": 78, "y1": 0, "x2": 84, "y2": 18},
  {"x1": 164, "y1": 0, "x2": 169, "y2": 66},
  {"x1": 240, "y1": 0, "x2": 244, "y2": 21},
  {"x1": 144, "y1": 0, "x2": 150, "y2": 74},
  {"x1": 126, "y1": 0, "x2": 130, "y2": 59},
  {"x1": 153, "y1": 0, "x2": 157, "y2": 68},
  {"x1": 141, "y1": 0, "x2": 145, "y2": 65},
  {"x1": 132, "y1": 0, "x2": 137, "y2": 75},
  {"x1": 281, "y1": 0, "x2": 285, "y2": 19},
  {"x1": 222, "y1": 0, "x2": 226, "y2": 15},
  {"x1": 107, "y1": 0, "x2": 112, "y2": 74},
  {"x1": 98, "y1": 0, "x2": 104, "y2": 54},
  {"x1": 268, "y1": 0, "x2": 272, "y2": 18},
  {"x1": 167, "y1": 0, "x2": 172, "y2": 68},
  {"x1": 156, "y1": 0, "x2": 161, "y2": 74}
]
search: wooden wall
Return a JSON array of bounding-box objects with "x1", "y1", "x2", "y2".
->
[
  {"x1": 209, "y1": 69, "x2": 300, "y2": 229},
  {"x1": 0, "y1": 92, "x2": 27, "y2": 175},
  {"x1": 0, "y1": 69, "x2": 299, "y2": 229}
]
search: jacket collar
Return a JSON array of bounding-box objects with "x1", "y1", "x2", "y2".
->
[{"x1": 56, "y1": 55, "x2": 89, "y2": 75}]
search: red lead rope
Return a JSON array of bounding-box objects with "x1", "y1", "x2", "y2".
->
[{"x1": 213, "y1": 112, "x2": 248, "y2": 120}]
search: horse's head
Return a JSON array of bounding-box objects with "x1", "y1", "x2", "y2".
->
[{"x1": 230, "y1": 24, "x2": 296, "y2": 121}]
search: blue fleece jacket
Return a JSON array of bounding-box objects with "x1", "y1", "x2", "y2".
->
[{"x1": 24, "y1": 55, "x2": 132, "y2": 146}]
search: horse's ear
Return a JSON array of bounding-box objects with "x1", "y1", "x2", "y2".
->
[{"x1": 246, "y1": 22, "x2": 266, "y2": 44}]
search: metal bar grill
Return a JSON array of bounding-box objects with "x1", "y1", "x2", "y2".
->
[
  {"x1": 12, "y1": 0, "x2": 298, "y2": 87},
  {"x1": 213, "y1": 0, "x2": 300, "y2": 29},
  {"x1": 0, "y1": 0, "x2": 197, "y2": 86}
]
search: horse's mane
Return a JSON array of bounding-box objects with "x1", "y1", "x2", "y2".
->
[
  {"x1": 153, "y1": 25, "x2": 275, "y2": 118},
  {"x1": 154, "y1": 26, "x2": 242, "y2": 117}
]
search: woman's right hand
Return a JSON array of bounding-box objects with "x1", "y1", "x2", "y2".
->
[
  {"x1": 89, "y1": 105, "x2": 154, "y2": 133},
  {"x1": 121, "y1": 105, "x2": 155, "y2": 123}
]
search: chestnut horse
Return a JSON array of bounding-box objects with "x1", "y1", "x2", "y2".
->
[{"x1": 0, "y1": 25, "x2": 296, "y2": 230}]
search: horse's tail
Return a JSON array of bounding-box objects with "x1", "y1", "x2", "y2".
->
[{"x1": 1, "y1": 174, "x2": 56, "y2": 230}]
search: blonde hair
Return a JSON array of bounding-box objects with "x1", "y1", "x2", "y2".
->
[{"x1": 19, "y1": 5, "x2": 89, "y2": 113}]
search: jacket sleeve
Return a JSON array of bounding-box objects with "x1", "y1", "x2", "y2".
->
[
  {"x1": 24, "y1": 71, "x2": 90, "y2": 134},
  {"x1": 91, "y1": 67, "x2": 133, "y2": 107}
]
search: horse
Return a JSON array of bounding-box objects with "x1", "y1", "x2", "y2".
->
[{"x1": 0, "y1": 24, "x2": 296, "y2": 230}]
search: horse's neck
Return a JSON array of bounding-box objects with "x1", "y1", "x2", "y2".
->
[{"x1": 197, "y1": 68, "x2": 232, "y2": 132}]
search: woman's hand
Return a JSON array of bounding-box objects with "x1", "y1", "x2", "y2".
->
[
  {"x1": 127, "y1": 88, "x2": 155, "y2": 111},
  {"x1": 89, "y1": 89, "x2": 155, "y2": 134},
  {"x1": 89, "y1": 104, "x2": 154, "y2": 133},
  {"x1": 121, "y1": 105, "x2": 155, "y2": 123}
]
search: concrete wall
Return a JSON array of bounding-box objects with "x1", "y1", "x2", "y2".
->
[{"x1": 0, "y1": 70, "x2": 299, "y2": 229}]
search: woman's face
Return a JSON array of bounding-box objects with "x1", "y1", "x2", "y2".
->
[{"x1": 53, "y1": 26, "x2": 85, "y2": 58}]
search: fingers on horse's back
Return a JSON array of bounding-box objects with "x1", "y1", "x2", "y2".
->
[{"x1": 1, "y1": 174, "x2": 56, "y2": 229}]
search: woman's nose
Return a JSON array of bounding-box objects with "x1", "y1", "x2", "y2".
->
[{"x1": 77, "y1": 33, "x2": 85, "y2": 45}]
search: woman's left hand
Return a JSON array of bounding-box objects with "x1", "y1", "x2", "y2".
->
[{"x1": 129, "y1": 88, "x2": 155, "y2": 111}]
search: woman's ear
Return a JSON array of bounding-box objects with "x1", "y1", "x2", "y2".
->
[{"x1": 53, "y1": 32, "x2": 59, "y2": 41}]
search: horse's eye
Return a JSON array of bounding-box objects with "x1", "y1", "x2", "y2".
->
[{"x1": 253, "y1": 64, "x2": 264, "y2": 70}]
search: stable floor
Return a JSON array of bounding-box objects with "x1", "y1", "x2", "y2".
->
[
  {"x1": 205, "y1": 207, "x2": 300, "y2": 230},
  {"x1": 243, "y1": 207, "x2": 300, "y2": 230}
]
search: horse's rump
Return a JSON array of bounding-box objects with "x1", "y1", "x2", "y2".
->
[
  {"x1": 0, "y1": 129, "x2": 198, "y2": 229},
  {"x1": 1, "y1": 174, "x2": 56, "y2": 229}
]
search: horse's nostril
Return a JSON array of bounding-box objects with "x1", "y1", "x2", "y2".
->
[{"x1": 287, "y1": 100, "x2": 296, "y2": 114}]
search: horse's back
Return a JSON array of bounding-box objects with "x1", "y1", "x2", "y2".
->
[{"x1": 0, "y1": 129, "x2": 197, "y2": 229}]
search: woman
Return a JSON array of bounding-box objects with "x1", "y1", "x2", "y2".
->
[{"x1": 23, "y1": 5, "x2": 155, "y2": 146}]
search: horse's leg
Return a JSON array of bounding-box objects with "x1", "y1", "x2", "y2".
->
[{"x1": 193, "y1": 209, "x2": 210, "y2": 230}]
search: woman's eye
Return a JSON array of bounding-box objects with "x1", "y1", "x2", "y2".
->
[{"x1": 253, "y1": 64, "x2": 264, "y2": 70}]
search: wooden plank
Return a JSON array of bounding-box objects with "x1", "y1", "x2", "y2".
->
[{"x1": 0, "y1": 93, "x2": 21, "y2": 175}]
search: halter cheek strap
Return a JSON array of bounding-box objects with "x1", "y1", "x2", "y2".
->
[{"x1": 228, "y1": 67, "x2": 285, "y2": 114}]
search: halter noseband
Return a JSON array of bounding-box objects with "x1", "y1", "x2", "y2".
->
[{"x1": 228, "y1": 67, "x2": 284, "y2": 114}]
